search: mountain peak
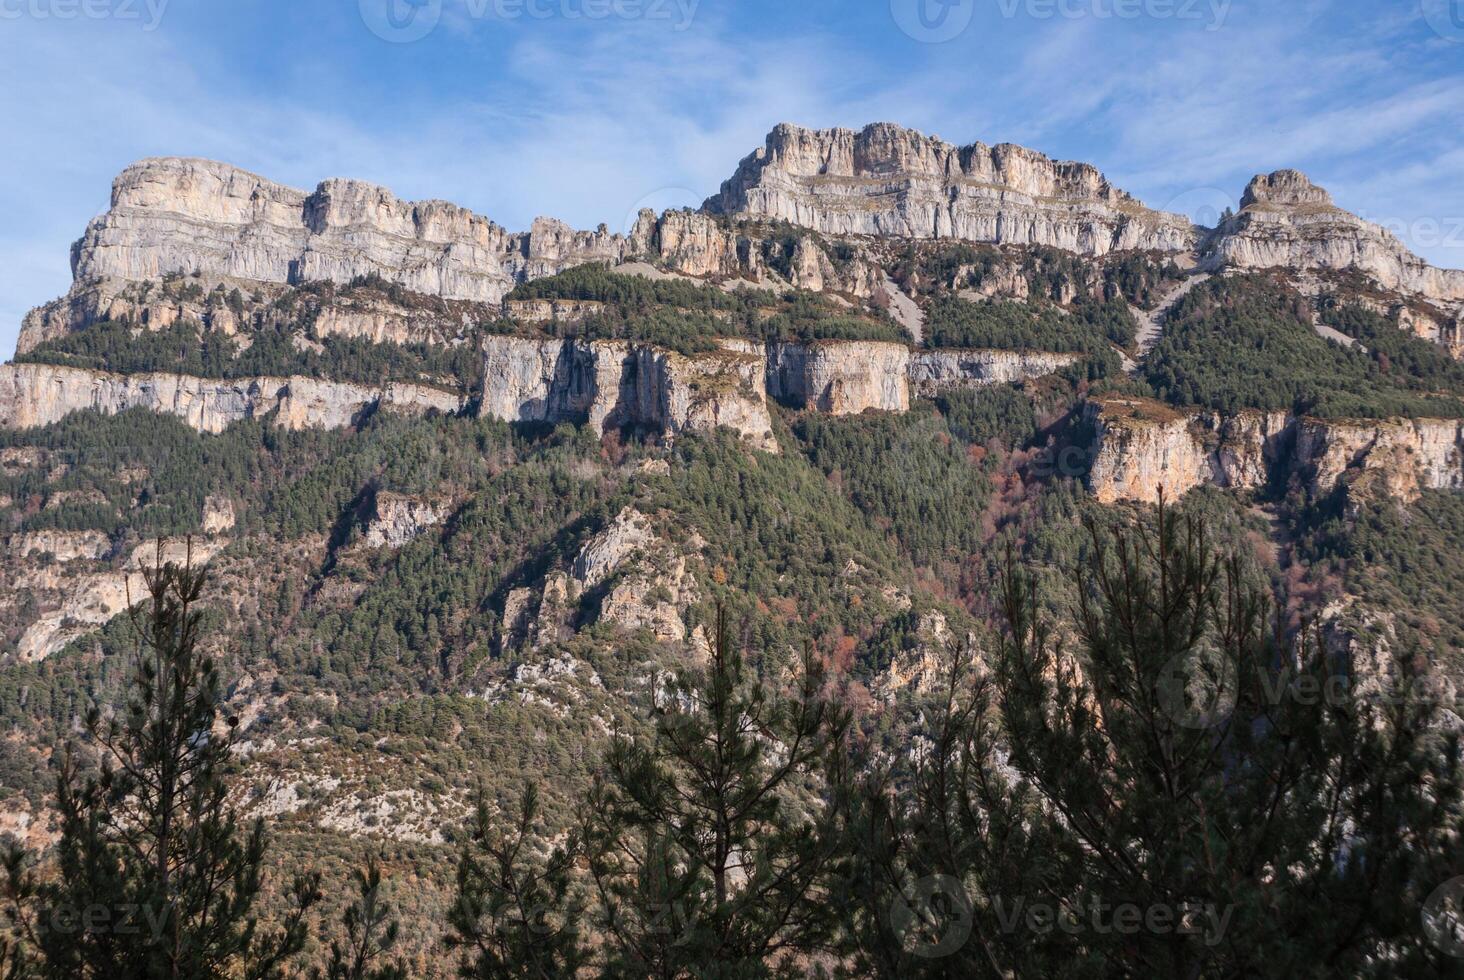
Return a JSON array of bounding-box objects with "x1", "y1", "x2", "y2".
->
[
  {"x1": 1240, "y1": 169, "x2": 1335, "y2": 210},
  {"x1": 702, "y1": 121, "x2": 1193, "y2": 255}
]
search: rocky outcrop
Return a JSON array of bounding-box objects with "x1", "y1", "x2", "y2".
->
[
  {"x1": 502, "y1": 507, "x2": 700, "y2": 652},
  {"x1": 202, "y1": 495, "x2": 236, "y2": 534},
  {"x1": 1085, "y1": 398, "x2": 1213, "y2": 505},
  {"x1": 503, "y1": 298, "x2": 607, "y2": 325},
  {"x1": 1203, "y1": 171, "x2": 1464, "y2": 306},
  {"x1": 908, "y1": 349, "x2": 1082, "y2": 395},
  {"x1": 629, "y1": 344, "x2": 777, "y2": 451},
  {"x1": 764, "y1": 341, "x2": 1077, "y2": 414},
  {"x1": 767, "y1": 341, "x2": 911, "y2": 414},
  {"x1": 1293, "y1": 417, "x2": 1464, "y2": 502},
  {"x1": 362, "y1": 493, "x2": 452, "y2": 549},
  {"x1": 73, "y1": 159, "x2": 517, "y2": 303},
  {"x1": 1084, "y1": 396, "x2": 1464, "y2": 505},
  {"x1": 639, "y1": 210, "x2": 741, "y2": 279},
  {"x1": 477, "y1": 336, "x2": 777, "y2": 451},
  {"x1": 0, "y1": 363, "x2": 462, "y2": 433},
  {"x1": 705, "y1": 123, "x2": 1196, "y2": 256},
  {"x1": 7, "y1": 530, "x2": 111, "y2": 562},
  {"x1": 14, "y1": 539, "x2": 226, "y2": 663}
]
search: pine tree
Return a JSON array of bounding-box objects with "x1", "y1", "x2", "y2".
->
[
  {"x1": 448, "y1": 783, "x2": 586, "y2": 980},
  {"x1": 580, "y1": 606, "x2": 851, "y2": 978},
  {"x1": 315, "y1": 857, "x2": 405, "y2": 980},
  {"x1": 23, "y1": 542, "x2": 319, "y2": 979},
  {"x1": 840, "y1": 498, "x2": 1464, "y2": 977}
]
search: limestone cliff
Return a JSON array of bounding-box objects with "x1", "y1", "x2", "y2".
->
[
  {"x1": 13, "y1": 539, "x2": 227, "y2": 663},
  {"x1": 0, "y1": 362, "x2": 462, "y2": 434},
  {"x1": 53, "y1": 156, "x2": 664, "y2": 334},
  {"x1": 1084, "y1": 398, "x2": 1212, "y2": 505},
  {"x1": 908, "y1": 349, "x2": 1082, "y2": 395},
  {"x1": 1084, "y1": 396, "x2": 1464, "y2": 504},
  {"x1": 765, "y1": 341, "x2": 1078, "y2": 414},
  {"x1": 503, "y1": 507, "x2": 701, "y2": 652},
  {"x1": 1292, "y1": 416, "x2": 1464, "y2": 502},
  {"x1": 477, "y1": 336, "x2": 777, "y2": 451},
  {"x1": 362, "y1": 493, "x2": 454, "y2": 549},
  {"x1": 704, "y1": 123, "x2": 1196, "y2": 256},
  {"x1": 767, "y1": 341, "x2": 911, "y2": 414}
]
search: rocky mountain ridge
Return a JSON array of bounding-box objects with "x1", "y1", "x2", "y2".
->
[
  {"x1": 21, "y1": 121, "x2": 1462, "y2": 359},
  {"x1": 703, "y1": 121, "x2": 1197, "y2": 255}
]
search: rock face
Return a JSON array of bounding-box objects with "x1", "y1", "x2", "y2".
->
[
  {"x1": 477, "y1": 336, "x2": 777, "y2": 451},
  {"x1": 1085, "y1": 398, "x2": 1213, "y2": 505},
  {"x1": 908, "y1": 349, "x2": 1082, "y2": 396},
  {"x1": 765, "y1": 341, "x2": 1078, "y2": 414},
  {"x1": 0, "y1": 363, "x2": 462, "y2": 433},
  {"x1": 362, "y1": 493, "x2": 452, "y2": 549},
  {"x1": 767, "y1": 341, "x2": 911, "y2": 414},
  {"x1": 7, "y1": 530, "x2": 111, "y2": 562},
  {"x1": 705, "y1": 123, "x2": 1196, "y2": 256},
  {"x1": 1293, "y1": 417, "x2": 1464, "y2": 502},
  {"x1": 1084, "y1": 396, "x2": 1464, "y2": 504},
  {"x1": 503, "y1": 507, "x2": 700, "y2": 652},
  {"x1": 71, "y1": 158, "x2": 587, "y2": 305},
  {"x1": 1203, "y1": 170, "x2": 1464, "y2": 304},
  {"x1": 202, "y1": 495, "x2": 236, "y2": 534},
  {"x1": 14, "y1": 538, "x2": 226, "y2": 663}
]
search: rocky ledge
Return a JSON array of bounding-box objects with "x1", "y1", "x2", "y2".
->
[
  {"x1": 1084, "y1": 396, "x2": 1464, "y2": 504},
  {"x1": 0, "y1": 362, "x2": 463, "y2": 433}
]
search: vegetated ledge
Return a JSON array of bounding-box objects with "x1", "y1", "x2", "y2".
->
[
  {"x1": 0, "y1": 336, "x2": 1084, "y2": 452},
  {"x1": 1084, "y1": 395, "x2": 1464, "y2": 505}
]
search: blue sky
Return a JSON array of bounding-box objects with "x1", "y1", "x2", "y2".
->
[{"x1": 1, "y1": 0, "x2": 1461, "y2": 357}]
